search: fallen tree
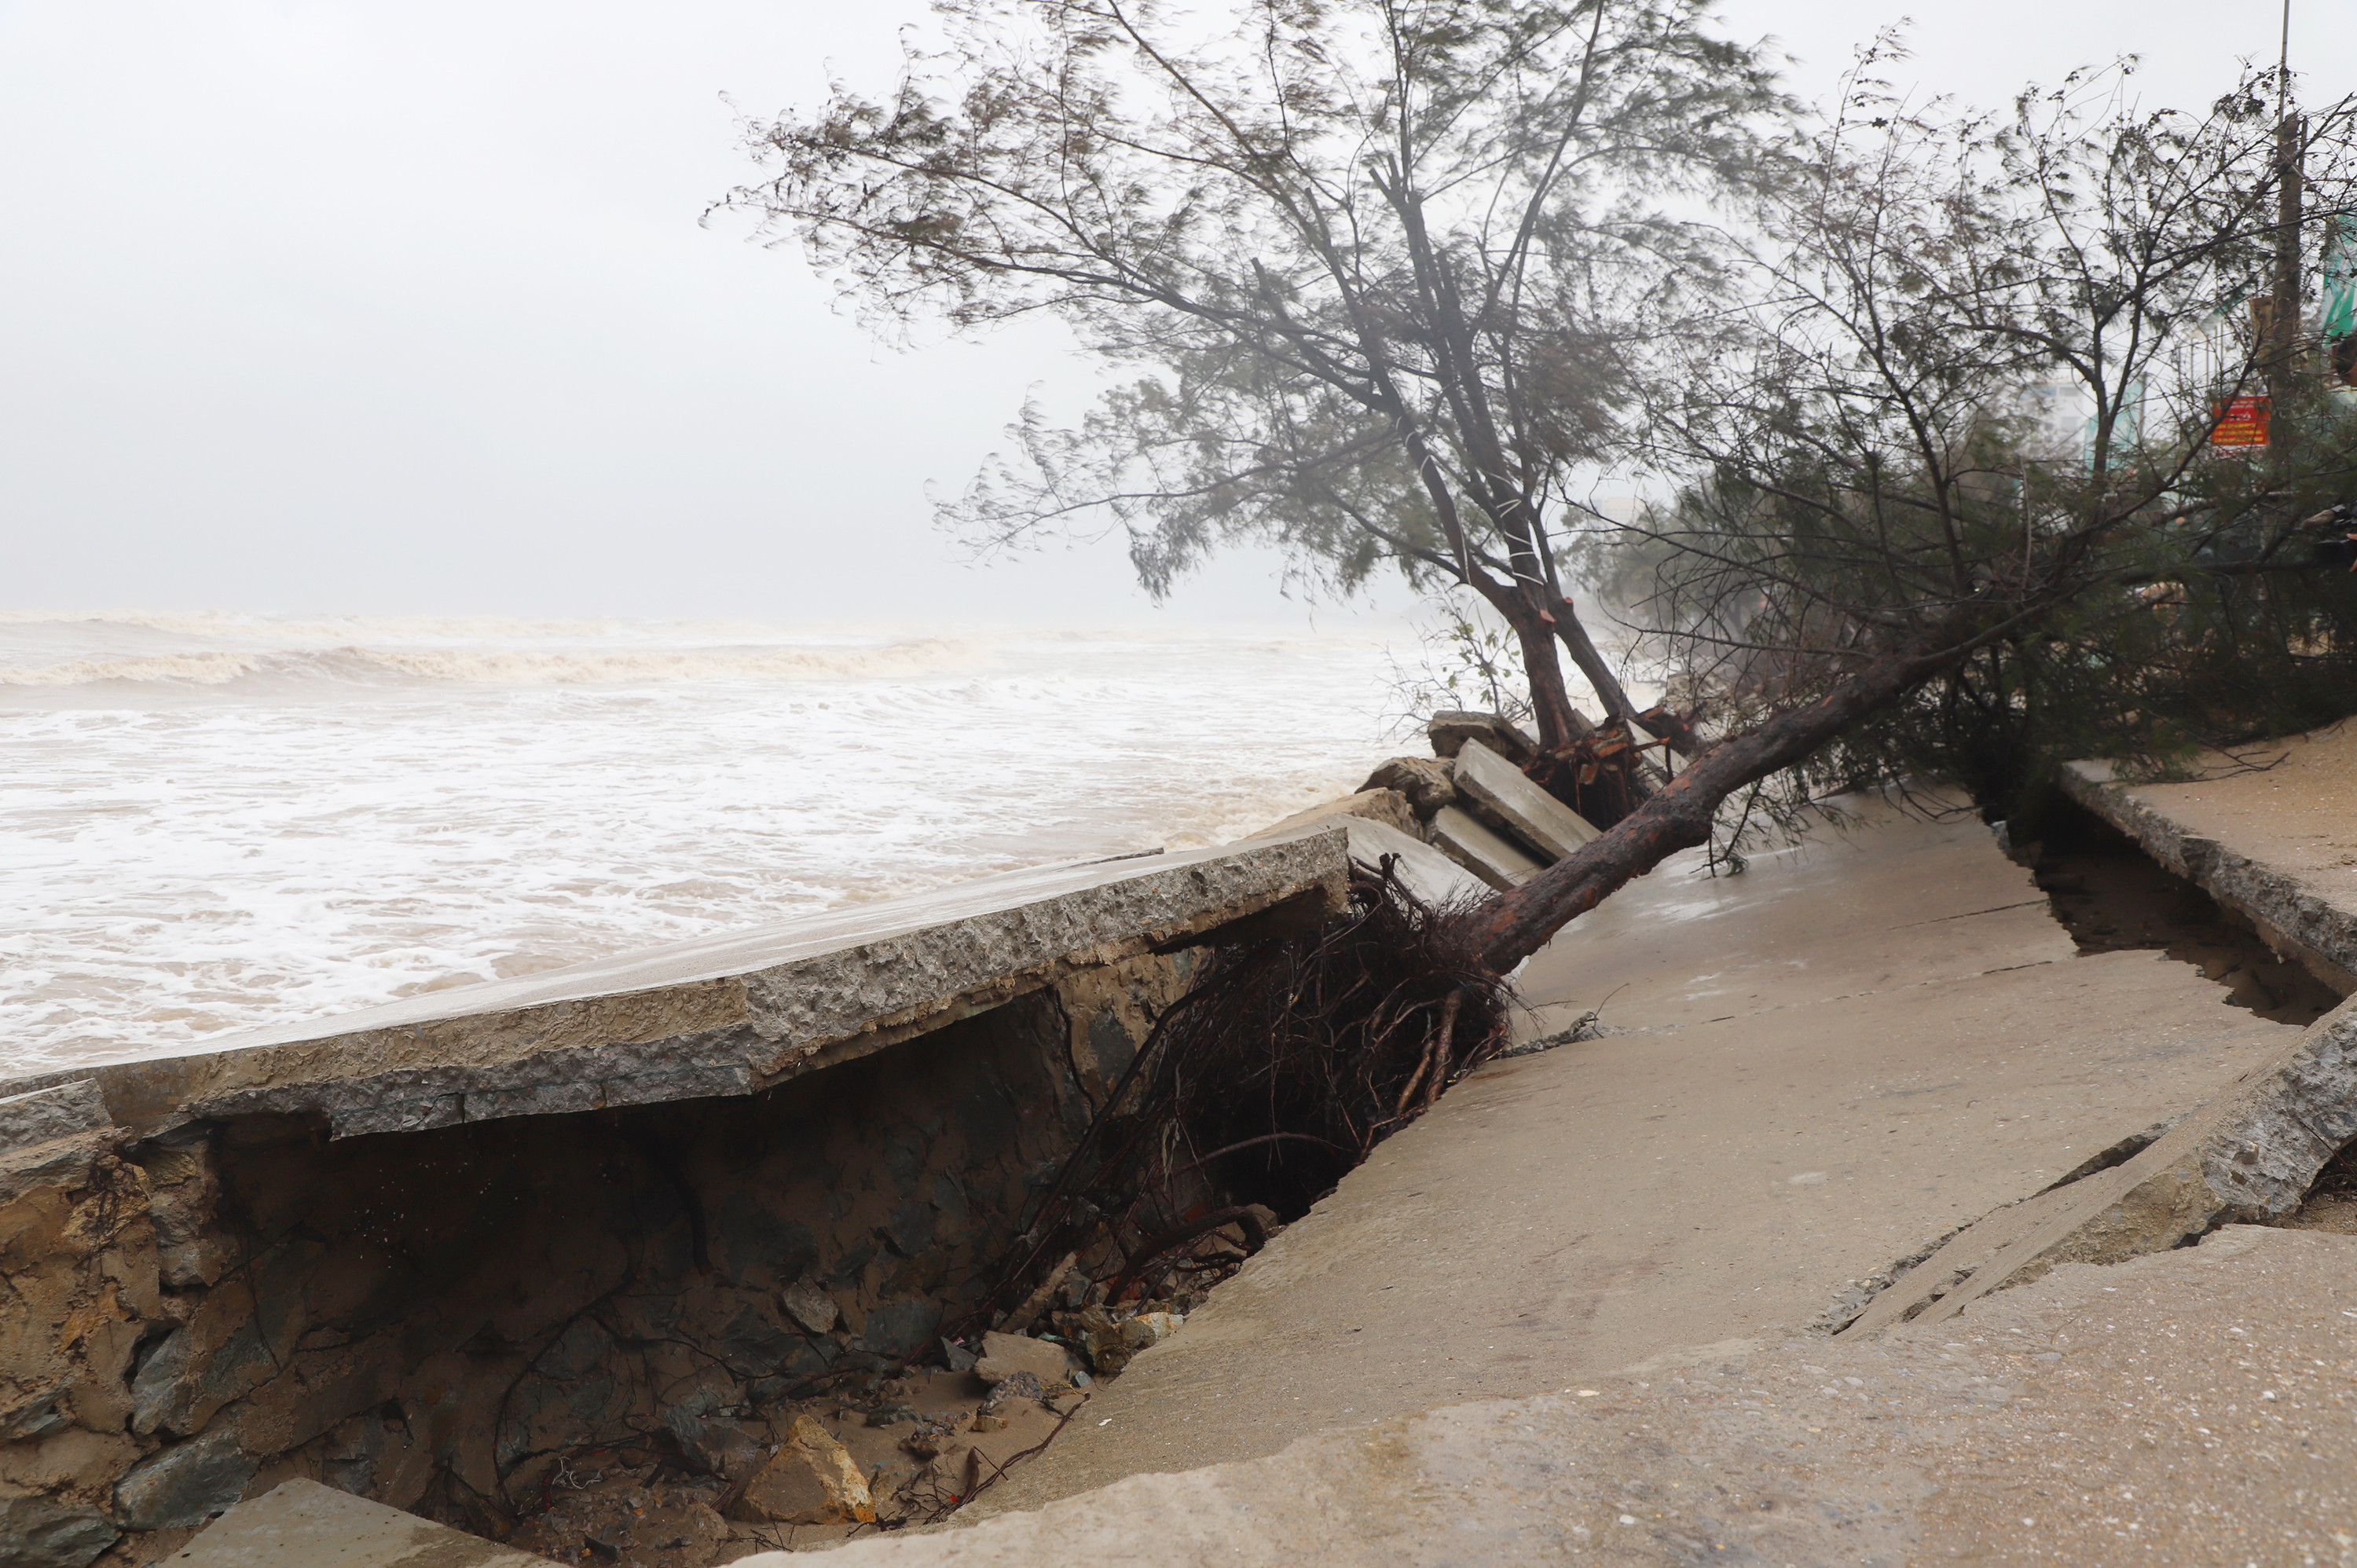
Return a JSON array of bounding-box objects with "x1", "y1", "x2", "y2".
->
[{"x1": 731, "y1": 16, "x2": 2357, "y2": 1318}]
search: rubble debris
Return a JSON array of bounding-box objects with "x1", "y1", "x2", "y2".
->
[
  {"x1": 995, "y1": 1251, "x2": 1076, "y2": 1336},
  {"x1": 777, "y1": 1277, "x2": 839, "y2": 1336},
  {"x1": 959, "y1": 859, "x2": 1511, "y2": 1415},
  {"x1": 977, "y1": 1370, "x2": 1046, "y2": 1415},
  {"x1": 899, "y1": 1414, "x2": 966, "y2": 1460},
  {"x1": 514, "y1": 1472, "x2": 728, "y2": 1567},
  {"x1": 665, "y1": 1408, "x2": 765, "y2": 1482},
  {"x1": 1065, "y1": 1306, "x2": 1184, "y2": 1376},
  {"x1": 1428, "y1": 805, "x2": 1544, "y2": 890},
  {"x1": 1424, "y1": 709, "x2": 1540, "y2": 764},
  {"x1": 730, "y1": 1416, "x2": 875, "y2": 1527},
  {"x1": 1244, "y1": 789, "x2": 1416, "y2": 841},
  {"x1": 973, "y1": 1332, "x2": 1080, "y2": 1387},
  {"x1": 1450, "y1": 739, "x2": 1600, "y2": 862},
  {"x1": 1358, "y1": 757, "x2": 1456, "y2": 819}
]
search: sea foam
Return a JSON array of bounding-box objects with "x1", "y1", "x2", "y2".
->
[{"x1": 0, "y1": 614, "x2": 1403, "y2": 1075}]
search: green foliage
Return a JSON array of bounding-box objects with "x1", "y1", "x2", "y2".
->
[
  {"x1": 725, "y1": 0, "x2": 1795, "y2": 736},
  {"x1": 1602, "y1": 50, "x2": 2357, "y2": 819},
  {"x1": 1383, "y1": 600, "x2": 1537, "y2": 733}
]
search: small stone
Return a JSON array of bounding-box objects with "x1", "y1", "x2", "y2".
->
[
  {"x1": 1080, "y1": 1309, "x2": 1182, "y2": 1376},
  {"x1": 970, "y1": 1414, "x2": 1008, "y2": 1433},
  {"x1": 900, "y1": 1417, "x2": 962, "y2": 1460},
  {"x1": 940, "y1": 1337, "x2": 977, "y2": 1373},
  {"x1": 972, "y1": 1331, "x2": 1079, "y2": 1387},
  {"x1": 0, "y1": 1494, "x2": 119, "y2": 1568},
  {"x1": 113, "y1": 1428, "x2": 260, "y2": 1531},
  {"x1": 663, "y1": 1409, "x2": 765, "y2": 1482},
  {"x1": 978, "y1": 1369, "x2": 1043, "y2": 1417},
  {"x1": 730, "y1": 1415, "x2": 875, "y2": 1526},
  {"x1": 863, "y1": 1404, "x2": 917, "y2": 1428},
  {"x1": 1361, "y1": 757, "x2": 1457, "y2": 817},
  {"x1": 779, "y1": 1277, "x2": 839, "y2": 1336},
  {"x1": 1426, "y1": 709, "x2": 1541, "y2": 763}
]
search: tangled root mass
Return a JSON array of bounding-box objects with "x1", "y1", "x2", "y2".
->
[{"x1": 965, "y1": 855, "x2": 1514, "y2": 1325}]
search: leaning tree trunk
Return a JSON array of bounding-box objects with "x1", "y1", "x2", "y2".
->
[
  {"x1": 1548, "y1": 592, "x2": 1637, "y2": 722},
  {"x1": 1455, "y1": 643, "x2": 1967, "y2": 972},
  {"x1": 1475, "y1": 581, "x2": 1588, "y2": 750}
]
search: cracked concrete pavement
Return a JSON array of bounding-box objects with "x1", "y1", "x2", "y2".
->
[{"x1": 955, "y1": 798, "x2": 2304, "y2": 1517}]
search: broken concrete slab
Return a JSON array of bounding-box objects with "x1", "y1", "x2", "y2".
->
[
  {"x1": 735, "y1": 1225, "x2": 2357, "y2": 1568},
  {"x1": 0, "y1": 833, "x2": 1354, "y2": 1566},
  {"x1": 1424, "y1": 709, "x2": 1538, "y2": 764},
  {"x1": 1244, "y1": 788, "x2": 1416, "y2": 841},
  {"x1": 0, "y1": 1080, "x2": 108, "y2": 1154},
  {"x1": 1450, "y1": 739, "x2": 1599, "y2": 861},
  {"x1": 969, "y1": 804, "x2": 2297, "y2": 1517},
  {"x1": 0, "y1": 833, "x2": 1348, "y2": 1141},
  {"x1": 1844, "y1": 993, "x2": 2357, "y2": 1329},
  {"x1": 1427, "y1": 806, "x2": 1543, "y2": 891},
  {"x1": 172, "y1": 1479, "x2": 555, "y2": 1567},
  {"x1": 2062, "y1": 749, "x2": 2357, "y2": 994},
  {"x1": 1254, "y1": 814, "x2": 1494, "y2": 908}
]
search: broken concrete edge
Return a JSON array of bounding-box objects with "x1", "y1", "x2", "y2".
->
[
  {"x1": 1450, "y1": 739, "x2": 1600, "y2": 862},
  {"x1": 0, "y1": 833, "x2": 1352, "y2": 1142},
  {"x1": 1838, "y1": 994, "x2": 2357, "y2": 1335},
  {"x1": 0, "y1": 1079, "x2": 111, "y2": 1156},
  {"x1": 2059, "y1": 758, "x2": 2357, "y2": 995},
  {"x1": 1427, "y1": 806, "x2": 1542, "y2": 892},
  {"x1": 1242, "y1": 789, "x2": 1417, "y2": 842},
  {"x1": 173, "y1": 1479, "x2": 558, "y2": 1567},
  {"x1": 1248, "y1": 814, "x2": 1496, "y2": 913}
]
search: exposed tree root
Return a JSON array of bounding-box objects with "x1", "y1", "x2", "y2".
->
[{"x1": 962, "y1": 855, "x2": 1512, "y2": 1328}]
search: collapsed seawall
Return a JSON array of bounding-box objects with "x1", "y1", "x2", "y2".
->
[{"x1": 0, "y1": 835, "x2": 1347, "y2": 1565}]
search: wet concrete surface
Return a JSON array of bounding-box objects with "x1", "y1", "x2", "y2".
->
[
  {"x1": 742, "y1": 1224, "x2": 2357, "y2": 1567},
  {"x1": 959, "y1": 800, "x2": 2300, "y2": 1517}
]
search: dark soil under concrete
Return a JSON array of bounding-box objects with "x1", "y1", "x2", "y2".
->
[{"x1": 2283, "y1": 1140, "x2": 2357, "y2": 1235}]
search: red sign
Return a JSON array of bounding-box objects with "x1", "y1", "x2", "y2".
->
[{"x1": 2211, "y1": 394, "x2": 2271, "y2": 449}]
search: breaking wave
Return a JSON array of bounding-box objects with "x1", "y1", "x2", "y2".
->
[
  {"x1": 348, "y1": 641, "x2": 975, "y2": 686},
  {"x1": 0, "y1": 613, "x2": 981, "y2": 694},
  {"x1": 0, "y1": 651, "x2": 261, "y2": 687},
  {"x1": 0, "y1": 612, "x2": 1404, "y2": 1075}
]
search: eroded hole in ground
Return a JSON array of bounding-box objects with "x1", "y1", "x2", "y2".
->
[
  {"x1": 2022, "y1": 800, "x2": 2342, "y2": 1027},
  {"x1": 72, "y1": 961, "x2": 1287, "y2": 1567},
  {"x1": 2279, "y1": 1140, "x2": 2357, "y2": 1236}
]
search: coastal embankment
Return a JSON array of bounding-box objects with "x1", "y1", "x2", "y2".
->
[{"x1": 9, "y1": 717, "x2": 2357, "y2": 1566}]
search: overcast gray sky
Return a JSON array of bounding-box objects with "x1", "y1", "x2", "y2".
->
[{"x1": 3, "y1": 1, "x2": 2348, "y2": 625}]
